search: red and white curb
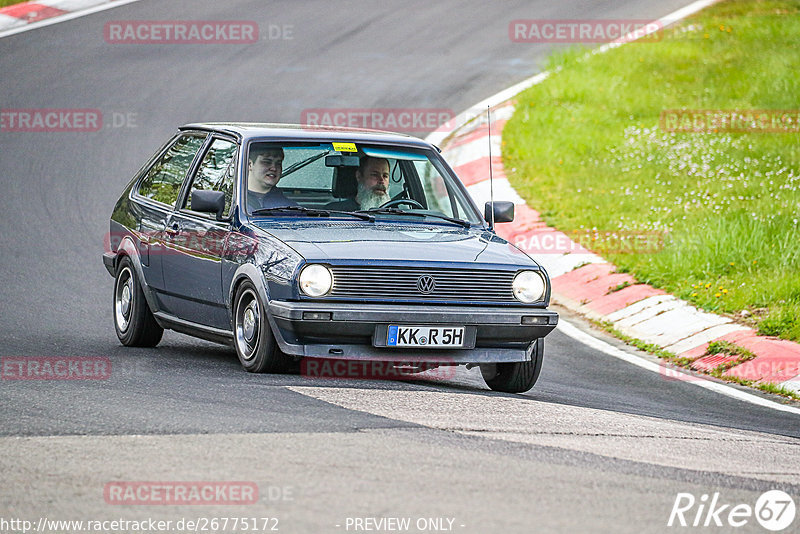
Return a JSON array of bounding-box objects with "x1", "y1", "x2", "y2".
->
[
  {"x1": 427, "y1": 0, "x2": 800, "y2": 404},
  {"x1": 0, "y1": 0, "x2": 138, "y2": 36}
]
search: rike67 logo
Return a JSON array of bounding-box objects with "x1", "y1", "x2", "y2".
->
[{"x1": 668, "y1": 490, "x2": 796, "y2": 531}]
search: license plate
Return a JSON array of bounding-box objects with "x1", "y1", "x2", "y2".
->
[{"x1": 386, "y1": 325, "x2": 465, "y2": 348}]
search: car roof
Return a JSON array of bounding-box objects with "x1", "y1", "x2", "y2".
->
[{"x1": 179, "y1": 122, "x2": 434, "y2": 149}]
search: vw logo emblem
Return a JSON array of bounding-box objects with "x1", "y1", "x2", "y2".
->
[{"x1": 417, "y1": 275, "x2": 436, "y2": 294}]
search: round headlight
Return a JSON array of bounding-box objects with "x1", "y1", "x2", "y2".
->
[
  {"x1": 299, "y1": 264, "x2": 333, "y2": 297},
  {"x1": 512, "y1": 270, "x2": 546, "y2": 303}
]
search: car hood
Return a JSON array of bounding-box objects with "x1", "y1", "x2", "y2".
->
[{"x1": 251, "y1": 220, "x2": 539, "y2": 267}]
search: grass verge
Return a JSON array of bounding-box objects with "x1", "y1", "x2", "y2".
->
[{"x1": 503, "y1": 0, "x2": 800, "y2": 342}]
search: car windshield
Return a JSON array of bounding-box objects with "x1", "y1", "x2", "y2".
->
[{"x1": 244, "y1": 141, "x2": 482, "y2": 225}]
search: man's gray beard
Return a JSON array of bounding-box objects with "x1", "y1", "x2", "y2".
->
[{"x1": 356, "y1": 185, "x2": 390, "y2": 210}]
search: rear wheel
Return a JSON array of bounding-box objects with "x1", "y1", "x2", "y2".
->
[
  {"x1": 233, "y1": 281, "x2": 293, "y2": 373},
  {"x1": 114, "y1": 256, "x2": 163, "y2": 347},
  {"x1": 481, "y1": 338, "x2": 544, "y2": 393}
]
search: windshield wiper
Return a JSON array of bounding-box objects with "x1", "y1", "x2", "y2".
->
[
  {"x1": 251, "y1": 206, "x2": 374, "y2": 222},
  {"x1": 281, "y1": 150, "x2": 330, "y2": 178},
  {"x1": 326, "y1": 209, "x2": 374, "y2": 222},
  {"x1": 356, "y1": 208, "x2": 471, "y2": 228}
]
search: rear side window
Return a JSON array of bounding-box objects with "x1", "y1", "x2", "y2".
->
[
  {"x1": 184, "y1": 138, "x2": 238, "y2": 217},
  {"x1": 138, "y1": 133, "x2": 206, "y2": 206}
]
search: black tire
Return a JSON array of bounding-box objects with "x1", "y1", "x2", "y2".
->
[
  {"x1": 232, "y1": 280, "x2": 294, "y2": 373},
  {"x1": 113, "y1": 255, "x2": 163, "y2": 347},
  {"x1": 481, "y1": 338, "x2": 544, "y2": 393}
]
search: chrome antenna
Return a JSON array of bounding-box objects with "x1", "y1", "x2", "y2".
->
[{"x1": 487, "y1": 105, "x2": 495, "y2": 229}]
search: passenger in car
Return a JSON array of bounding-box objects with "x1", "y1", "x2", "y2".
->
[
  {"x1": 326, "y1": 156, "x2": 390, "y2": 211},
  {"x1": 246, "y1": 146, "x2": 298, "y2": 211}
]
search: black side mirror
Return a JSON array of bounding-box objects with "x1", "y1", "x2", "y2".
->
[
  {"x1": 191, "y1": 190, "x2": 226, "y2": 220},
  {"x1": 485, "y1": 201, "x2": 515, "y2": 224}
]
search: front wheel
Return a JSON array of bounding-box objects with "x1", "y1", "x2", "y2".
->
[
  {"x1": 233, "y1": 281, "x2": 293, "y2": 373},
  {"x1": 480, "y1": 339, "x2": 544, "y2": 393}
]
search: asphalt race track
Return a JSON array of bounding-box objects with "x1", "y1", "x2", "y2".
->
[{"x1": 1, "y1": 1, "x2": 798, "y2": 533}]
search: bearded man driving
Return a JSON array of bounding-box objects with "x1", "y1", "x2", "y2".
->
[{"x1": 326, "y1": 156, "x2": 391, "y2": 211}]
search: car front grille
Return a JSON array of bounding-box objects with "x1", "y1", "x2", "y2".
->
[{"x1": 327, "y1": 266, "x2": 517, "y2": 302}]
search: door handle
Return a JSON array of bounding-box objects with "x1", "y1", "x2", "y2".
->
[{"x1": 165, "y1": 222, "x2": 180, "y2": 235}]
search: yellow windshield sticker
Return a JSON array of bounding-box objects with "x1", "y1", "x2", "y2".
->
[{"x1": 332, "y1": 142, "x2": 357, "y2": 152}]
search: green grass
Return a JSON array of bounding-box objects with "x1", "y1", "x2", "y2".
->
[
  {"x1": 0, "y1": 0, "x2": 22, "y2": 8},
  {"x1": 706, "y1": 340, "x2": 756, "y2": 360},
  {"x1": 593, "y1": 319, "x2": 677, "y2": 361},
  {"x1": 607, "y1": 280, "x2": 632, "y2": 294},
  {"x1": 705, "y1": 340, "x2": 757, "y2": 373},
  {"x1": 503, "y1": 0, "x2": 800, "y2": 342},
  {"x1": 756, "y1": 382, "x2": 800, "y2": 400}
]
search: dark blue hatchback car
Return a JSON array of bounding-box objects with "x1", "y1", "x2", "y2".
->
[{"x1": 104, "y1": 124, "x2": 557, "y2": 392}]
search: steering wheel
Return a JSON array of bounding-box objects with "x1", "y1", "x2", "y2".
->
[{"x1": 379, "y1": 198, "x2": 424, "y2": 210}]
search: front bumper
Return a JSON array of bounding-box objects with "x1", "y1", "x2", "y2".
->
[{"x1": 268, "y1": 300, "x2": 558, "y2": 363}]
